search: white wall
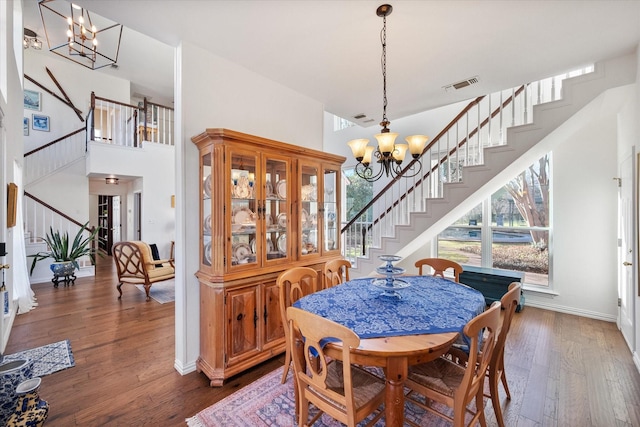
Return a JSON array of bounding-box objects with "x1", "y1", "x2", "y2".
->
[
  {"x1": 634, "y1": 45, "x2": 640, "y2": 370},
  {"x1": 175, "y1": 41, "x2": 326, "y2": 373}
]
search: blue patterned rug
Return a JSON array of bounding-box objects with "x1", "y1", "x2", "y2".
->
[
  {"x1": 2, "y1": 339, "x2": 75, "y2": 377},
  {"x1": 186, "y1": 365, "x2": 485, "y2": 426},
  {"x1": 135, "y1": 280, "x2": 175, "y2": 304}
]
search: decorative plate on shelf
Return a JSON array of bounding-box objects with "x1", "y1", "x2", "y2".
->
[
  {"x1": 276, "y1": 179, "x2": 287, "y2": 199},
  {"x1": 277, "y1": 212, "x2": 287, "y2": 229},
  {"x1": 233, "y1": 207, "x2": 254, "y2": 225},
  {"x1": 302, "y1": 184, "x2": 318, "y2": 201},
  {"x1": 203, "y1": 174, "x2": 212, "y2": 197},
  {"x1": 251, "y1": 238, "x2": 274, "y2": 253},
  {"x1": 203, "y1": 214, "x2": 212, "y2": 233},
  {"x1": 265, "y1": 213, "x2": 273, "y2": 228},
  {"x1": 234, "y1": 184, "x2": 250, "y2": 199},
  {"x1": 266, "y1": 180, "x2": 274, "y2": 198},
  {"x1": 233, "y1": 243, "x2": 252, "y2": 261},
  {"x1": 203, "y1": 241, "x2": 212, "y2": 265},
  {"x1": 300, "y1": 209, "x2": 309, "y2": 228},
  {"x1": 277, "y1": 233, "x2": 287, "y2": 254}
]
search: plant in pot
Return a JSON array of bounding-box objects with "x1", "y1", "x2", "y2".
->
[{"x1": 28, "y1": 222, "x2": 101, "y2": 284}]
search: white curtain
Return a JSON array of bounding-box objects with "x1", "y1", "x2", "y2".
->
[{"x1": 12, "y1": 162, "x2": 37, "y2": 313}]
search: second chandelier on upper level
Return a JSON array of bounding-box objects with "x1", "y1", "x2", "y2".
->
[{"x1": 38, "y1": 0, "x2": 123, "y2": 70}]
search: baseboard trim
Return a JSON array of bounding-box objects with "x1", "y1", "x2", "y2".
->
[{"x1": 524, "y1": 300, "x2": 617, "y2": 322}]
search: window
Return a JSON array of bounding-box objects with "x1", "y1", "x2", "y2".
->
[
  {"x1": 333, "y1": 115, "x2": 355, "y2": 132},
  {"x1": 437, "y1": 153, "x2": 551, "y2": 287},
  {"x1": 342, "y1": 168, "x2": 374, "y2": 260}
]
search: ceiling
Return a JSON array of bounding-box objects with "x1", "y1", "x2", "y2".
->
[{"x1": 23, "y1": 1, "x2": 640, "y2": 128}]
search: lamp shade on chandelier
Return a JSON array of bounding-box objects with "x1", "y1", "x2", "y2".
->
[
  {"x1": 38, "y1": 0, "x2": 123, "y2": 70},
  {"x1": 347, "y1": 4, "x2": 429, "y2": 182}
]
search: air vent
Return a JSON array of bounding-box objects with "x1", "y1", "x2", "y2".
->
[
  {"x1": 353, "y1": 113, "x2": 366, "y2": 120},
  {"x1": 363, "y1": 119, "x2": 375, "y2": 123},
  {"x1": 443, "y1": 76, "x2": 479, "y2": 92}
]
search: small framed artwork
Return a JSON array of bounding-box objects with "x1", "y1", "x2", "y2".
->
[
  {"x1": 32, "y1": 114, "x2": 50, "y2": 132},
  {"x1": 24, "y1": 89, "x2": 41, "y2": 111},
  {"x1": 23, "y1": 117, "x2": 29, "y2": 136}
]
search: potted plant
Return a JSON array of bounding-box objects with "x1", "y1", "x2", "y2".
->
[{"x1": 28, "y1": 222, "x2": 101, "y2": 279}]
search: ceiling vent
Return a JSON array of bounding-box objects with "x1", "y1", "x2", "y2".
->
[
  {"x1": 353, "y1": 113, "x2": 366, "y2": 120},
  {"x1": 443, "y1": 76, "x2": 479, "y2": 92}
]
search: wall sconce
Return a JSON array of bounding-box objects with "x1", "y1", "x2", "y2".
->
[
  {"x1": 171, "y1": 195, "x2": 175, "y2": 208},
  {"x1": 105, "y1": 177, "x2": 119, "y2": 185}
]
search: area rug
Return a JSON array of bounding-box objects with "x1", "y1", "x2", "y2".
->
[
  {"x1": 2, "y1": 339, "x2": 75, "y2": 377},
  {"x1": 135, "y1": 279, "x2": 175, "y2": 304},
  {"x1": 186, "y1": 366, "x2": 463, "y2": 426}
]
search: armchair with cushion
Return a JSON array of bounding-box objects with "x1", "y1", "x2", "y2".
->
[{"x1": 112, "y1": 241, "x2": 175, "y2": 301}]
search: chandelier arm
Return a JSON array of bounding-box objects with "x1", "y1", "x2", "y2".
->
[
  {"x1": 355, "y1": 161, "x2": 385, "y2": 182},
  {"x1": 394, "y1": 160, "x2": 423, "y2": 179}
]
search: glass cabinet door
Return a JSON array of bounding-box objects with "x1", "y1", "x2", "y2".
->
[
  {"x1": 323, "y1": 166, "x2": 339, "y2": 253},
  {"x1": 299, "y1": 162, "x2": 320, "y2": 257},
  {"x1": 229, "y1": 149, "x2": 259, "y2": 269},
  {"x1": 201, "y1": 148, "x2": 213, "y2": 269},
  {"x1": 263, "y1": 156, "x2": 290, "y2": 264}
]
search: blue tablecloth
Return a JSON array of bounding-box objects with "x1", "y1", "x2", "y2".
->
[{"x1": 293, "y1": 276, "x2": 486, "y2": 340}]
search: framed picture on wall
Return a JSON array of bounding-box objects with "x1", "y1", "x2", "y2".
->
[
  {"x1": 32, "y1": 114, "x2": 50, "y2": 132},
  {"x1": 23, "y1": 117, "x2": 29, "y2": 136},
  {"x1": 24, "y1": 89, "x2": 41, "y2": 111}
]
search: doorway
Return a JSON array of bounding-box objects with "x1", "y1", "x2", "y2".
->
[
  {"x1": 98, "y1": 195, "x2": 121, "y2": 255},
  {"x1": 134, "y1": 192, "x2": 142, "y2": 240}
]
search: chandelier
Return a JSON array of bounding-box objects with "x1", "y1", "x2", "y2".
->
[
  {"x1": 23, "y1": 29, "x2": 43, "y2": 50},
  {"x1": 347, "y1": 4, "x2": 428, "y2": 182},
  {"x1": 38, "y1": 0, "x2": 123, "y2": 70}
]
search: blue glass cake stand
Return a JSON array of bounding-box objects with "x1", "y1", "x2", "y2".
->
[{"x1": 372, "y1": 255, "x2": 410, "y2": 299}]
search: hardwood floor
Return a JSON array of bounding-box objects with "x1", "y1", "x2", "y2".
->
[{"x1": 4, "y1": 256, "x2": 640, "y2": 426}]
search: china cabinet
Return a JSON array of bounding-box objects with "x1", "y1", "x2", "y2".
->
[{"x1": 192, "y1": 128, "x2": 345, "y2": 386}]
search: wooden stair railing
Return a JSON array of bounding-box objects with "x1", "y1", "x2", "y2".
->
[
  {"x1": 340, "y1": 66, "x2": 592, "y2": 264},
  {"x1": 345, "y1": 85, "x2": 527, "y2": 246},
  {"x1": 23, "y1": 128, "x2": 85, "y2": 157},
  {"x1": 24, "y1": 191, "x2": 99, "y2": 259}
]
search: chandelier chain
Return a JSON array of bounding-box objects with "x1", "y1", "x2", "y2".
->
[{"x1": 381, "y1": 14, "x2": 389, "y2": 130}]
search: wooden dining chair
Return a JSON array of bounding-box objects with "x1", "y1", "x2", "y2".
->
[
  {"x1": 415, "y1": 258, "x2": 463, "y2": 282},
  {"x1": 276, "y1": 266, "x2": 320, "y2": 384},
  {"x1": 323, "y1": 258, "x2": 351, "y2": 289},
  {"x1": 446, "y1": 282, "x2": 522, "y2": 427},
  {"x1": 286, "y1": 306, "x2": 386, "y2": 427},
  {"x1": 404, "y1": 301, "x2": 501, "y2": 427}
]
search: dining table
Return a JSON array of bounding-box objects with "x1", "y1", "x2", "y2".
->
[{"x1": 293, "y1": 275, "x2": 486, "y2": 426}]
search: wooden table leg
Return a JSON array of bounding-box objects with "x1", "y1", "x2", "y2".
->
[{"x1": 385, "y1": 356, "x2": 408, "y2": 427}]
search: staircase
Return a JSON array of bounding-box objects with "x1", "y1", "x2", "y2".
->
[{"x1": 346, "y1": 54, "x2": 636, "y2": 277}]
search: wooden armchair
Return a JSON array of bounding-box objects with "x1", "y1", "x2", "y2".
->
[{"x1": 112, "y1": 241, "x2": 175, "y2": 301}]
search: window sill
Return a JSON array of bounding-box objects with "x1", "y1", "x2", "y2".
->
[{"x1": 523, "y1": 285, "x2": 559, "y2": 296}]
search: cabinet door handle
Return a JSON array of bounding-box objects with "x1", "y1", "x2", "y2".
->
[
  {"x1": 236, "y1": 313, "x2": 244, "y2": 321},
  {"x1": 623, "y1": 261, "x2": 632, "y2": 266}
]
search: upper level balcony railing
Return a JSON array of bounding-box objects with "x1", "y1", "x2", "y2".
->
[{"x1": 88, "y1": 92, "x2": 174, "y2": 147}]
